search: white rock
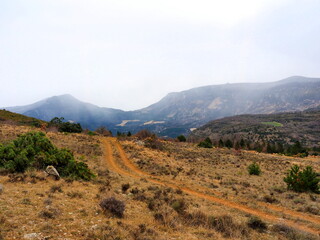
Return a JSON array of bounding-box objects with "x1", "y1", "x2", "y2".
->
[
  {"x1": 23, "y1": 233, "x2": 39, "y2": 239},
  {"x1": 45, "y1": 166, "x2": 60, "y2": 180}
]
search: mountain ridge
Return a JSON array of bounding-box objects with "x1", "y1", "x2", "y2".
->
[{"x1": 4, "y1": 76, "x2": 320, "y2": 136}]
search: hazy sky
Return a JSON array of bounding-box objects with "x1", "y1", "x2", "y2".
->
[{"x1": 1, "y1": 0, "x2": 320, "y2": 110}]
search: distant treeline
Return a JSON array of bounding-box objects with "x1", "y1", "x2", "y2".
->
[{"x1": 198, "y1": 137, "x2": 318, "y2": 157}]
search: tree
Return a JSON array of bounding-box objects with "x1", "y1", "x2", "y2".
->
[
  {"x1": 266, "y1": 143, "x2": 276, "y2": 153},
  {"x1": 234, "y1": 141, "x2": 240, "y2": 150},
  {"x1": 240, "y1": 138, "x2": 245, "y2": 148},
  {"x1": 218, "y1": 139, "x2": 224, "y2": 148},
  {"x1": 59, "y1": 122, "x2": 82, "y2": 133},
  {"x1": 225, "y1": 139, "x2": 233, "y2": 149},
  {"x1": 48, "y1": 117, "x2": 64, "y2": 126},
  {"x1": 254, "y1": 142, "x2": 262, "y2": 152},
  {"x1": 276, "y1": 142, "x2": 284, "y2": 154},
  {"x1": 48, "y1": 117, "x2": 82, "y2": 133},
  {"x1": 198, "y1": 137, "x2": 213, "y2": 148},
  {"x1": 286, "y1": 141, "x2": 308, "y2": 157},
  {"x1": 177, "y1": 135, "x2": 186, "y2": 142},
  {"x1": 248, "y1": 162, "x2": 261, "y2": 176},
  {"x1": 284, "y1": 165, "x2": 319, "y2": 193}
]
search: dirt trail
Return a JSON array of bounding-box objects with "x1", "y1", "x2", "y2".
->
[
  {"x1": 103, "y1": 138, "x2": 320, "y2": 236},
  {"x1": 114, "y1": 140, "x2": 221, "y2": 195},
  {"x1": 258, "y1": 202, "x2": 320, "y2": 225}
]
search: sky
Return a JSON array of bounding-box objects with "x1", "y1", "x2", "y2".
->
[{"x1": 1, "y1": 0, "x2": 320, "y2": 110}]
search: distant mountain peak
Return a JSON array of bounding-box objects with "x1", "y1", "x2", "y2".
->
[
  {"x1": 278, "y1": 76, "x2": 320, "y2": 84},
  {"x1": 47, "y1": 94, "x2": 78, "y2": 101}
]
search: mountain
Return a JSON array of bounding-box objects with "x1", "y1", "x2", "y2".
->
[
  {"x1": 190, "y1": 106, "x2": 320, "y2": 148},
  {"x1": 135, "y1": 76, "x2": 320, "y2": 125},
  {"x1": 6, "y1": 94, "x2": 127, "y2": 130},
  {"x1": 4, "y1": 76, "x2": 320, "y2": 136}
]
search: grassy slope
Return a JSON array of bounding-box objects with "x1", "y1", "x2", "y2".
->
[
  {"x1": 0, "y1": 124, "x2": 319, "y2": 239},
  {"x1": 0, "y1": 109, "x2": 46, "y2": 127},
  {"x1": 192, "y1": 107, "x2": 320, "y2": 147}
]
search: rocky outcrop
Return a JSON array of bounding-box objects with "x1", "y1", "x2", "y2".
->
[{"x1": 45, "y1": 166, "x2": 60, "y2": 180}]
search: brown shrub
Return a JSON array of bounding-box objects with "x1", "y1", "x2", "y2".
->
[
  {"x1": 262, "y1": 195, "x2": 278, "y2": 204},
  {"x1": 7, "y1": 173, "x2": 26, "y2": 183},
  {"x1": 50, "y1": 185, "x2": 63, "y2": 193},
  {"x1": 171, "y1": 199, "x2": 187, "y2": 214},
  {"x1": 121, "y1": 183, "x2": 130, "y2": 193},
  {"x1": 208, "y1": 215, "x2": 249, "y2": 238},
  {"x1": 182, "y1": 210, "x2": 208, "y2": 227},
  {"x1": 95, "y1": 126, "x2": 112, "y2": 137},
  {"x1": 135, "y1": 130, "x2": 155, "y2": 140},
  {"x1": 153, "y1": 206, "x2": 178, "y2": 228},
  {"x1": 144, "y1": 137, "x2": 164, "y2": 151},
  {"x1": 99, "y1": 197, "x2": 125, "y2": 218},
  {"x1": 272, "y1": 224, "x2": 318, "y2": 240},
  {"x1": 39, "y1": 207, "x2": 59, "y2": 219},
  {"x1": 299, "y1": 205, "x2": 319, "y2": 215},
  {"x1": 67, "y1": 191, "x2": 84, "y2": 198},
  {"x1": 247, "y1": 216, "x2": 267, "y2": 232}
]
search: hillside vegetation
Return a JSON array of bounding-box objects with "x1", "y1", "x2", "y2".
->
[
  {"x1": 0, "y1": 123, "x2": 319, "y2": 239},
  {"x1": 0, "y1": 109, "x2": 45, "y2": 127},
  {"x1": 191, "y1": 107, "x2": 320, "y2": 154},
  {"x1": 0, "y1": 131, "x2": 94, "y2": 180}
]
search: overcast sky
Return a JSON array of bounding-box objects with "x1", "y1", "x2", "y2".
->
[{"x1": 1, "y1": 0, "x2": 320, "y2": 110}]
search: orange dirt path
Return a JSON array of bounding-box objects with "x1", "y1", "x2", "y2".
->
[
  {"x1": 257, "y1": 202, "x2": 320, "y2": 225},
  {"x1": 103, "y1": 138, "x2": 320, "y2": 236},
  {"x1": 114, "y1": 140, "x2": 222, "y2": 196}
]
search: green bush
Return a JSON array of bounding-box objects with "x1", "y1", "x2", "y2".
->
[
  {"x1": 284, "y1": 165, "x2": 319, "y2": 193},
  {"x1": 198, "y1": 137, "x2": 213, "y2": 148},
  {"x1": 0, "y1": 132, "x2": 94, "y2": 180},
  {"x1": 48, "y1": 117, "x2": 82, "y2": 133},
  {"x1": 248, "y1": 162, "x2": 261, "y2": 176},
  {"x1": 177, "y1": 135, "x2": 186, "y2": 142},
  {"x1": 58, "y1": 122, "x2": 82, "y2": 133},
  {"x1": 86, "y1": 131, "x2": 96, "y2": 136}
]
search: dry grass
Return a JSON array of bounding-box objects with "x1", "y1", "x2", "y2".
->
[
  {"x1": 0, "y1": 124, "x2": 319, "y2": 239},
  {"x1": 122, "y1": 139, "x2": 320, "y2": 216}
]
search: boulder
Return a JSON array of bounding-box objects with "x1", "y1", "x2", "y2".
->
[
  {"x1": 0, "y1": 184, "x2": 3, "y2": 194},
  {"x1": 23, "y1": 233, "x2": 39, "y2": 239},
  {"x1": 45, "y1": 166, "x2": 60, "y2": 180}
]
